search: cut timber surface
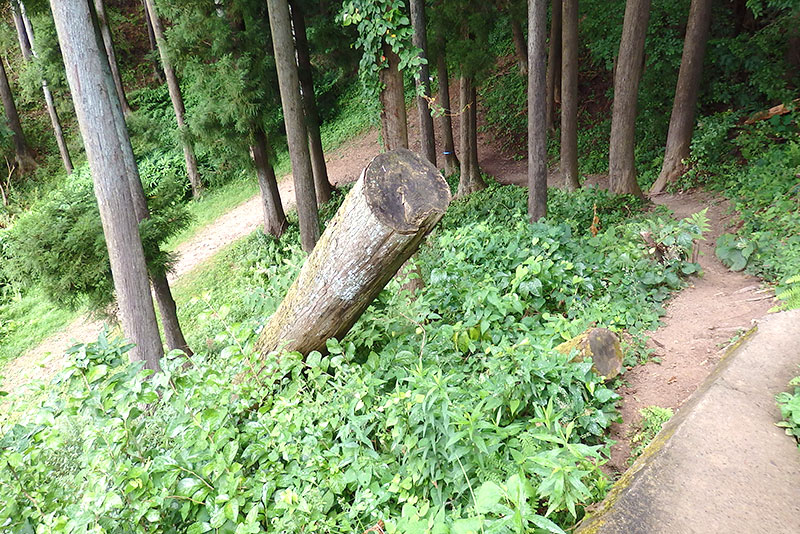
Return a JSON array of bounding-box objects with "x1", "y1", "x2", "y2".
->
[{"x1": 256, "y1": 148, "x2": 451, "y2": 356}]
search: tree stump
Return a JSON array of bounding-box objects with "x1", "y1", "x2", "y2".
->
[{"x1": 256, "y1": 148, "x2": 451, "y2": 356}]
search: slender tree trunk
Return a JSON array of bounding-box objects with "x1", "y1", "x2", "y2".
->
[
  {"x1": 250, "y1": 127, "x2": 288, "y2": 238},
  {"x1": 457, "y1": 75, "x2": 485, "y2": 197},
  {"x1": 267, "y1": 0, "x2": 320, "y2": 252},
  {"x1": 19, "y1": 3, "x2": 74, "y2": 175},
  {"x1": 141, "y1": 0, "x2": 163, "y2": 82},
  {"x1": 511, "y1": 19, "x2": 528, "y2": 77},
  {"x1": 256, "y1": 149, "x2": 450, "y2": 356},
  {"x1": 11, "y1": 5, "x2": 32, "y2": 61},
  {"x1": 51, "y1": 0, "x2": 164, "y2": 370},
  {"x1": 150, "y1": 272, "x2": 191, "y2": 354},
  {"x1": 0, "y1": 59, "x2": 36, "y2": 173},
  {"x1": 289, "y1": 0, "x2": 332, "y2": 206},
  {"x1": 545, "y1": 0, "x2": 562, "y2": 131},
  {"x1": 144, "y1": 0, "x2": 203, "y2": 198},
  {"x1": 410, "y1": 0, "x2": 437, "y2": 165},
  {"x1": 608, "y1": 0, "x2": 650, "y2": 198},
  {"x1": 560, "y1": 0, "x2": 579, "y2": 191},
  {"x1": 436, "y1": 50, "x2": 459, "y2": 175},
  {"x1": 379, "y1": 43, "x2": 409, "y2": 151},
  {"x1": 650, "y1": 0, "x2": 712, "y2": 195},
  {"x1": 93, "y1": 0, "x2": 132, "y2": 115},
  {"x1": 528, "y1": 0, "x2": 548, "y2": 221}
]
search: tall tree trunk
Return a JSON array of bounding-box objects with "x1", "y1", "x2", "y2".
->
[
  {"x1": 608, "y1": 0, "x2": 650, "y2": 198},
  {"x1": 0, "y1": 59, "x2": 36, "y2": 174},
  {"x1": 144, "y1": 0, "x2": 203, "y2": 198},
  {"x1": 435, "y1": 49, "x2": 459, "y2": 175},
  {"x1": 528, "y1": 0, "x2": 548, "y2": 221},
  {"x1": 560, "y1": 0, "x2": 579, "y2": 191},
  {"x1": 256, "y1": 149, "x2": 450, "y2": 356},
  {"x1": 457, "y1": 75, "x2": 486, "y2": 197},
  {"x1": 11, "y1": 5, "x2": 32, "y2": 61},
  {"x1": 250, "y1": 127, "x2": 288, "y2": 238},
  {"x1": 511, "y1": 19, "x2": 528, "y2": 77},
  {"x1": 289, "y1": 0, "x2": 333, "y2": 206},
  {"x1": 141, "y1": 0, "x2": 163, "y2": 82},
  {"x1": 93, "y1": 0, "x2": 132, "y2": 116},
  {"x1": 51, "y1": 0, "x2": 164, "y2": 370},
  {"x1": 650, "y1": 0, "x2": 712, "y2": 195},
  {"x1": 379, "y1": 43, "x2": 409, "y2": 151},
  {"x1": 545, "y1": 0, "x2": 562, "y2": 131},
  {"x1": 19, "y1": 3, "x2": 74, "y2": 175},
  {"x1": 267, "y1": 0, "x2": 320, "y2": 252},
  {"x1": 410, "y1": 0, "x2": 437, "y2": 165}
]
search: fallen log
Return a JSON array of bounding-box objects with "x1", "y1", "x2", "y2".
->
[
  {"x1": 256, "y1": 148, "x2": 451, "y2": 356},
  {"x1": 743, "y1": 98, "x2": 799, "y2": 125}
]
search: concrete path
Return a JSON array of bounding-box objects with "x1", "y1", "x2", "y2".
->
[{"x1": 577, "y1": 308, "x2": 800, "y2": 534}]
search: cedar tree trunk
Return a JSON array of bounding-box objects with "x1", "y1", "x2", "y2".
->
[
  {"x1": 436, "y1": 49, "x2": 459, "y2": 175},
  {"x1": 457, "y1": 75, "x2": 485, "y2": 197},
  {"x1": 51, "y1": 0, "x2": 164, "y2": 370},
  {"x1": 19, "y1": 5, "x2": 73, "y2": 175},
  {"x1": 528, "y1": 0, "x2": 548, "y2": 221},
  {"x1": 560, "y1": 0, "x2": 579, "y2": 191},
  {"x1": 0, "y1": 59, "x2": 36, "y2": 173},
  {"x1": 511, "y1": 18, "x2": 528, "y2": 77},
  {"x1": 251, "y1": 127, "x2": 288, "y2": 238},
  {"x1": 144, "y1": 0, "x2": 203, "y2": 198},
  {"x1": 256, "y1": 149, "x2": 450, "y2": 356},
  {"x1": 142, "y1": 0, "x2": 163, "y2": 82},
  {"x1": 608, "y1": 0, "x2": 650, "y2": 198},
  {"x1": 267, "y1": 0, "x2": 320, "y2": 252},
  {"x1": 11, "y1": 5, "x2": 32, "y2": 61},
  {"x1": 545, "y1": 0, "x2": 562, "y2": 131},
  {"x1": 650, "y1": 0, "x2": 712, "y2": 194},
  {"x1": 379, "y1": 43, "x2": 409, "y2": 151},
  {"x1": 94, "y1": 0, "x2": 132, "y2": 115},
  {"x1": 289, "y1": 0, "x2": 333, "y2": 205},
  {"x1": 410, "y1": 0, "x2": 437, "y2": 165}
]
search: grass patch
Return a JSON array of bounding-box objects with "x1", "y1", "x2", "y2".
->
[{"x1": 0, "y1": 291, "x2": 80, "y2": 373}]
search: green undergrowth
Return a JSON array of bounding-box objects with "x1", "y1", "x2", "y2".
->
[
  {"x1": 0, "y1": 182, "x2": 706, "y2": 533},
  {"x1": 629, "y1": 406, "x2": 673, "y2": 464},
  {"x1": 777, "y1": 371, "x2": 800, "y2": 449},
  {"x1": 673, "y1": 110, "x2": 800, "y2": 292}
]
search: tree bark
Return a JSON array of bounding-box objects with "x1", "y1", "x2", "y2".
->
[
  {"x1": 267, "y1": 0, "x2": 320, "y2": 253},
  {"x1": 560, "y1": 0, "x2": 579, "y2": 191},
  {"x1": 141, "y1": 0, "x2": 164, "y2": 82},
  {"x1": 457, "y1": 75, "x2": 485, "y2": 197},
  {"x1": 250, "y1": 127, "x2": 288, "y2": 238},
  {"x1": 379, "y1": 43, "x2": 409, "y2": 151},
  {"x1": 608, "y1": 0, "x2": 649, "y2": 198},
  {"x1": 143, "y1": 0, "x2": 203, "y2": 199},
  {"x1": 151, "y1": 272, "x2": 191, "y2": 355},
  {"x1": 528, "y1": 0, "x2": 548, "y2": 221},
  {"x1": 19, "y1": 4, "x2": 73, "y2": 175},
  {"x1": 289, "y1": 0, "x2": 333, "y2": 206},
  {"x1": 511, "y1": 19, "x2": 528, "y2": 77},
  {"x1": 93, "y1": 0, "x2": 132, "y2": 115},
  {"x1": 435, "y1": 50, "x2": 459, "y2": 175},
  {"x1": 256, "y1": 149, "x2": 450, "y2": 356},
  {"x1": 11, "y1": 5, "x2": 32, "y2": 61},
  {"x1": 410, "y1": 0, "x2": 437, "y2": 165},
  {"x1": 51, "y1": 0, "x2": 164, "y2": 370},
  {"x1": 0, "y1": 58, "x2": 36, "y2": 174},
  {"x1": 545, "y1": 0, "x2": 562, "y2": 131},
  {"x1": 649, "y1": 0, "x2": 712, "y2": 195}
]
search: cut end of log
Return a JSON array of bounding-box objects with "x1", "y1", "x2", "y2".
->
[{"x1": 364, "y1": 148, "x2": 451, "y2": 234}]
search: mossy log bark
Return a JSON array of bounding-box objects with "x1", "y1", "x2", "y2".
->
[{"x1": 256, "y1": 149, "x2": 450, "y2": 356}]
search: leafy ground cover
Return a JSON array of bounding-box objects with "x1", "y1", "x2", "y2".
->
[
  {"x1": 0, "y1": 182, "x2": 705, "y2": 533},
  {"x1": 777, "y1": 371, "x2": 800, "y2": 449}
]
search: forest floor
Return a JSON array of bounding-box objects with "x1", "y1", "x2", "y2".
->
[{"x1": 1, "y1": 106, "x2": 776, "y2": 475}]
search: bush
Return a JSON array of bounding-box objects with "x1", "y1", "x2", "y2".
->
[{"x1": 4, "y1": 165, "x2": 190, "y2": 311}]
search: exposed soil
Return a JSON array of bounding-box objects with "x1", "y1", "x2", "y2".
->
[{"x1": 3, "y1": 98, "x2": 776, "y2": 482}]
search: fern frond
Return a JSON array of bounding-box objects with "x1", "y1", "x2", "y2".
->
[{"x1": 771, "y1": 275, "x2": 800, "y2": 312}]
